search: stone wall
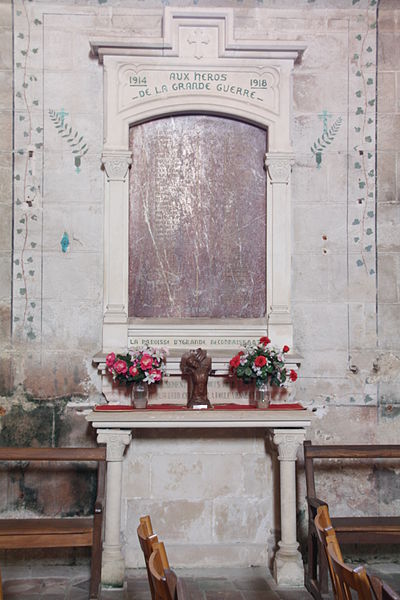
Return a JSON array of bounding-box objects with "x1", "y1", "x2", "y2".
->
[
  {"x1": 0, "y1": 0, "x2": 399, "y2": 569},
  {"x1": 0, "y1": 0, "x2": 12, "y2": 399},
  {"x1": 377, "y1": 0, "x2": 400, "y2": 428}
]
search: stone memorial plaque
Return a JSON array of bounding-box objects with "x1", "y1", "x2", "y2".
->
[{"x1": 128, "y1": 115, "x2": 266, "y2": 319}]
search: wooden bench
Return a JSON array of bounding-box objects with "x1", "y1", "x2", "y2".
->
[
  {"x1": 304, "y1": 441, "x2": 400, "y2": 600},
  {"x1": 0, "y1": 447, "x2": 106, "y2": 600}
]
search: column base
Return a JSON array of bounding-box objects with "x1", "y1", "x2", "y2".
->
[
  {"x1": 273, "y1": 544, "x2": 305, "y2": 587},
  {"x1": 101, "y1": 544, "x2": 125, "y2": 588}
]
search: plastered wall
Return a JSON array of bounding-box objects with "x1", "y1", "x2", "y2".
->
[{"x1": 0, "y1": 0, "x2": 399, "y2": 568}]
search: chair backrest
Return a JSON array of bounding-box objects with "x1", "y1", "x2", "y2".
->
[
  {"x1": 314, "y1": 504, "x2": 345, "y2": 599},
  {"x1": 137, "y1": 517, "x2": 170, "y2": 600},
  {"x1": 369, "y1": 574, "x2": 400, "y2": 600},
  {"x1": 140, "y1": 515, "x2": 154, "y2": 537},
  {"x1": 327, "y1": 543, "x2": 374, "y2": 600},
  {"x1": 149, "y1": 547, "x2": 177, "y2": 600}
]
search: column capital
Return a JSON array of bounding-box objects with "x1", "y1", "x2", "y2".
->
[
  {"x1": 265, "y1": 152, "x2": 295, "y2": 184},
  {"x1": 102, "y1": 150, "x2": 132, "y2": 182},
  {"x1": 97, "y1": 429, "x2": 132, "y2": 461},
  {"x1": 272, "y1": 428, "x2": 305, "y2": 461}
]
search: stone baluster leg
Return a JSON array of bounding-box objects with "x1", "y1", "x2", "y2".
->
[
  {"x1": 272, "y1": 428, "x2": 306, "y2": 586},
  {"x1": 97, "y1": 429, "x2": 132, "y2": 587}
]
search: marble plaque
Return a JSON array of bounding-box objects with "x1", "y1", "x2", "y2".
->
[{"x1": 128, "y1": 115, "x2": 266, "y2": 319}]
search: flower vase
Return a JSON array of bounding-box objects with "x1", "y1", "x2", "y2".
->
[
  {"x1": 256, "y1": 381, "x2": 271, "y2": 409},
  {"x1": 131, "y1": 381, "x2": 148, "y2": 409}
]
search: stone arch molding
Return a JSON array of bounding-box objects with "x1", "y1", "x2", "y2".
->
[{"x1": 90, "y1": 7, "x2": 306, "y2": 366}]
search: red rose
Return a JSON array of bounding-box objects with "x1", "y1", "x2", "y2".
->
[
  {"x1": 230, "y1": 355, "x2": 241, "y2": 368},
  {"x1": 289, "y1": 369, "x2": 298, "y2": 382},
  {"x1": 254, "y1": 355, "x2": 267, "y2": 367},
  {"x1": 114, "y1": 360, "x2": 128, "y2": 375},
  {"x1": 283, "y1": 345, "x2": 290, "y2": 353},
  {"x1": 238, "y1": 350, "x2": 244, "y2": 356},
  {"x1": 260, "y1": 336, "x2": 270, "y2": 346}
]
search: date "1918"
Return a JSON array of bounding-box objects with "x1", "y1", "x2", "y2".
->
[{"x1": 250, "y1": 79, "x2": 268, "y2": 89}]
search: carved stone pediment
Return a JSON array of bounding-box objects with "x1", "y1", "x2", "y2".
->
[{"x1": 91, "y1": 7, "x2": 306, "y2": 63}]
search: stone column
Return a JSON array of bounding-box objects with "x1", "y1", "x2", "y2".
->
[
  {"x1": 272, "y1": 428, "x2": 306, "y2": 586},
  {"x1": 97, "y1": 429, "x2": 132, "y2": 587},
  {"x1": 101, "y1": 150, "x2": 132, "y2": 349},
  {"x1": 264, "y1": 152, "x2": 295, "y2": 347}
]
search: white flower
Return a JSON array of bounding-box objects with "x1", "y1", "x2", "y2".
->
[
  {"x1": 153, "y1": 347, "x2": 168, "y2": 361},
  {"x1": 144, "y1": 371, "x2": 156, "y2": 384}
]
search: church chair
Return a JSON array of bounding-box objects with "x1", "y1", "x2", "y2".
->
[
  {"x1": 304, "y1": 442, "x2": 400, "y2": 600},
  {"x1": 314, "y1": 504, "x2": 345, "y2": 600},
  {"x1": 148, "y1": 547, "x2": 178, "y2": 600},
  {"x1": 315, "y1": 505, "x2": 399, "y2": 600},
  {"x1": 137, "y1": 516, "x2": 170, "y2": 600},
  {"x1": 368, "y1": 574, "x2": 400, "y2": 600},
  {"x1": 327, "y1": 542, "x2": 375, "y2": 600}
]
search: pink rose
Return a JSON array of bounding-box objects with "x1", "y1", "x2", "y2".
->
[
  {"x1": 106, "y1": 352, "x2": 116, "y2": 367},
  {"x1": 140, "y1": 354, "x2": 153, "y2": 370},
  {"x1": 254, "y1": 355, "x2": 267, "y2": 368},
  {"x1": 150, "y1": 368, "x2": 162, "y2": 382},
  {"x1": 114, "y1": 360, "x2": 128, "y2": 375},
  {"x1": 129, "y1": 365, "x2": 139, "y2": 378}
]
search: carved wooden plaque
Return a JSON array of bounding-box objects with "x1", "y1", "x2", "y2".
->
[{"x1": 128, "y1": 115, "x2": 267, "y2": 319}]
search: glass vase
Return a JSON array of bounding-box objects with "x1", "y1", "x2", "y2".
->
[
  {"x1": 255, "y1": 381, "x2": 271, "y2": 409},
  {"x1": 131, "y1": 381, "x2": 149, "y2": 409}
]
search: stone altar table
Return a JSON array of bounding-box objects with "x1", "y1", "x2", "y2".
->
[{"x1": 86, "y1": 408, "x2": 312, "y2": 588}]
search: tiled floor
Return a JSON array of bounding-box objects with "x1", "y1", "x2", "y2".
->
[
  {"x1": 1, "y1": 565, "x2": 312, "y2": 600},
  {"x1": 2, "y1": 563, "x2": 400, "y2": 599}
]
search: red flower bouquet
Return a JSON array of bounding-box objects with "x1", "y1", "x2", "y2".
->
[{"x1": 229, "y1": 337, "x2": 297, "y2": 389}]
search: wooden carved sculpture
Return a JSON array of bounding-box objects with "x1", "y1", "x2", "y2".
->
[{"x1": 180, "y1": 348, "x2": 212, "y2": 409}]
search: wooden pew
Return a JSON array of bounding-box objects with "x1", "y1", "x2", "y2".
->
[
  {"x1": 0, "y1": 447, "x2": 106, "y2": 599},
  {"x1": 304, "y1": 441, "x2": 400, "y2": 600}
]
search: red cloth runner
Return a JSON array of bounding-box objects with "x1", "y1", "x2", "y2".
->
[
  {"x1": 94, "y1": 403, "x2": 304, "y2": 411},
  {"x1": 94, "y1": 405, "x2": 135, "y2": 411},
  {"x1": 213, "y1": 403, "x2": 304, "y2": 410}
]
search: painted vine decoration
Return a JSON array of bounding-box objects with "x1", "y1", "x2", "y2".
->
[
  {"x1": 13, "y1": 0, "x2": 43, "y2": 340},
  {"x1": 48, "y1": 109, "x2": 89, "y2": 174},
  {"x1": 351, "y1": 0, "x2": 377, "y2": 276}
]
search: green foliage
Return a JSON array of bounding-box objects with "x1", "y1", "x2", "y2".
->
[
  {"x1": 311, "y1": 116, "x2": 342, "y2": 155},
  {"x1": 48, "y1": 109, "x2": 89, "y2": 158}
]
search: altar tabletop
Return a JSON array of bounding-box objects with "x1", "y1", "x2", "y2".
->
[{"x1": 87, "y1": 407, "x2": 312, "y2": 429}]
